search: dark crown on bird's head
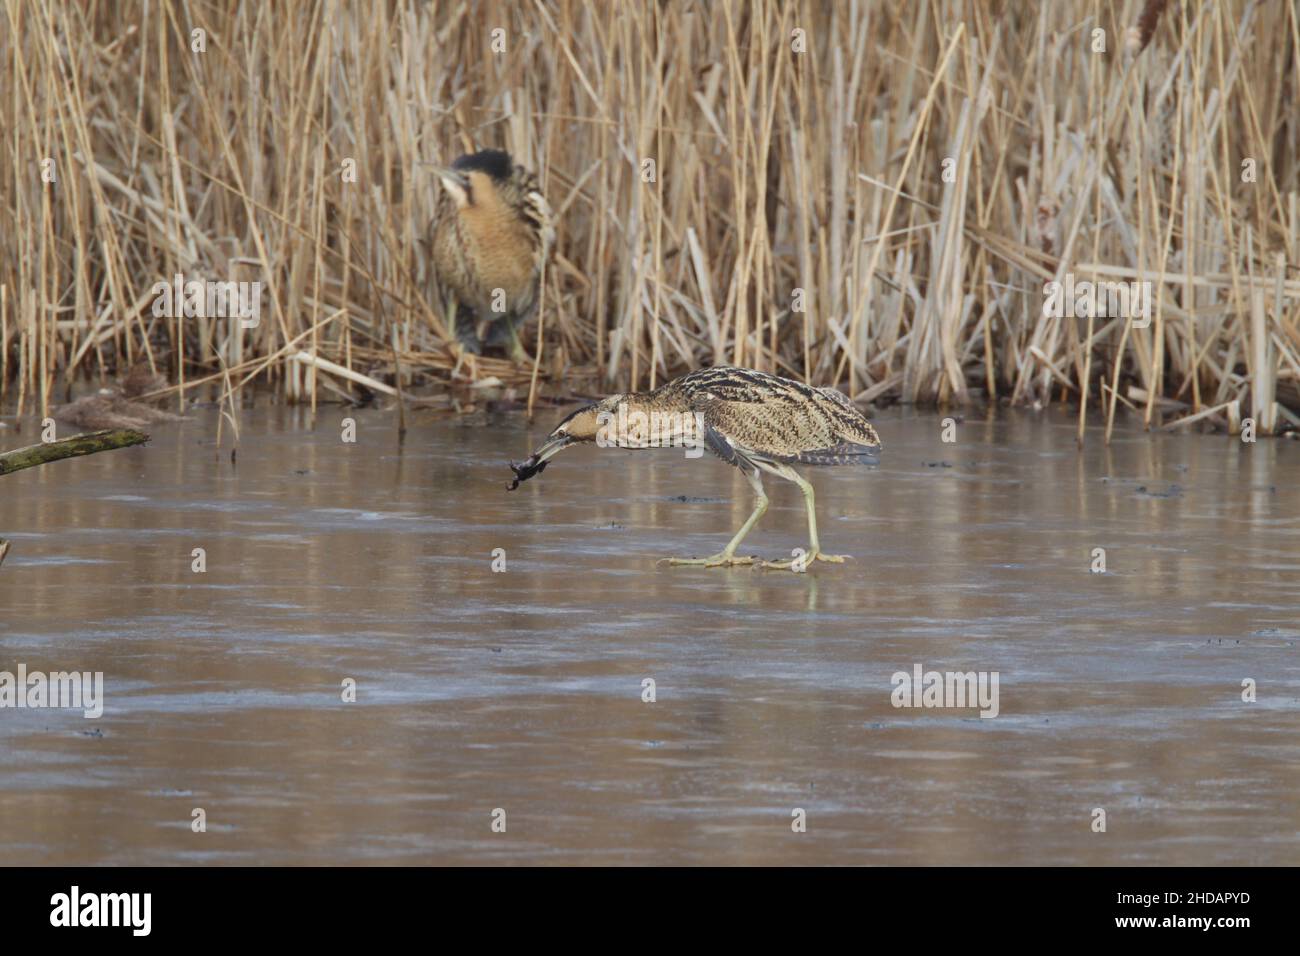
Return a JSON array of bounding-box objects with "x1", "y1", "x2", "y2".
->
[
  {"x1": 549, "y1": 395, "x2": 627, "y2": 443},
  {"x1": 451, "y1": 148, "x2": 516, "y2": 183}
]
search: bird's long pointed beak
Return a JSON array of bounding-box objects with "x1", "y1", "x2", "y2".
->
[
  {"x1": 424, "y1": 162, "x2": 465, "y2": 188},
  {"x1": 533, "y1": 433, "x2": 573, "y2": 463}
]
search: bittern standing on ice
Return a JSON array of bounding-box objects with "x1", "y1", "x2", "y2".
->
[
  {"x1": 508, "y1": 366, "x2": 883, "y2": 570},
  {"x1": 429, "y1": 149, "x2": 554, "y2": 359}
]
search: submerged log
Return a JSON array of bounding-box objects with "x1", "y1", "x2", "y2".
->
[{"x1": 0, "y1": 428, "x2": 149, "y2": 477}]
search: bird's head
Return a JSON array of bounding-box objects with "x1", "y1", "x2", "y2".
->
[
  {"x1": 430, "y1": 149, "x2": 516, "y2": 210},
  {"x1": 539, "y1": 395, "x2": 627, "y2": 452},
  {"x1": 506, "y1": 396, "x2": 626, "y2": 490}
]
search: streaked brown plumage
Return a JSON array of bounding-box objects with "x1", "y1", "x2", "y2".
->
[
  {"x1": 510, "y1": 366, "x2": 883, "y2": 571},
  {"x1": 429, "y1": 149, "x2": 554, "y2": 357},
  {"x1": 662, "y1": 365, "x2": 882, "y2": 466}
]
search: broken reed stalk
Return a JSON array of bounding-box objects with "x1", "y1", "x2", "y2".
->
[
  {"x1": 1249, "y1": 288, "x2": 1276, "y2": 435},
  {"x1": 1, "y1": 0, "x2": 1297, "y2": 436}
]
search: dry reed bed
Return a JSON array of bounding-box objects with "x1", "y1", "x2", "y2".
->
[{"x1": 1, "y1": 0, "x2": 1298, "y2": 440}]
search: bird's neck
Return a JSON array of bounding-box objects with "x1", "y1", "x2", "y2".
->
[
  {"x1": 618, "y1": 390, "x2": 664, "y2": 414},
  {"x1": 599, "y1": 391, "x2": 702, "y2": 450}
]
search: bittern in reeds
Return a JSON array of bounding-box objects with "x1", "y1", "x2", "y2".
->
[
  {"x1": 429, "y1": 149, "x2": 555, "y2": 359},
  {"x1": 508, "y1": 366, "x2": 883, "y2": 571}
]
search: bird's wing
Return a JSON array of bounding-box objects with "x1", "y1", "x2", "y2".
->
[
  {"x1": 682, "y1": 391, "x2": 762, "y2": 467},
  {"x1": 806, "y1": 386, "x2": 882, "y2": 462},
  {"x1": 689, "y1": 384, "x2": 880, "y2": 466},
  {"x1": 816, "y1": 385, "x2": 858, "y2": 413}
]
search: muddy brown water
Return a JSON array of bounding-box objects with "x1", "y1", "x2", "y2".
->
[{"x1": 0, "y1": 403, "x2": 1297, "y2": 865}]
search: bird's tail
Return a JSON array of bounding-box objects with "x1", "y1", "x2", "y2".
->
[{"x1": 792, "y1": 442, "x2": 881, "y2": 466}]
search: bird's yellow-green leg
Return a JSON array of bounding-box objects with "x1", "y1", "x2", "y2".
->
[
  {"x1": 661, "y1": 469, "x2": 767, "y2": 568},
  {"x1": 446, "y1": 297, "x2": 477, "y2": 353},
  {"x1": 506, "y1": 320, "x2": 532, "y2": 363},
  {"x1": 444, "y1": 292, "x2": 459, "y2": 343},
  {"x1": 759, "y1": 464, "x2": 851, "y2": 571}
]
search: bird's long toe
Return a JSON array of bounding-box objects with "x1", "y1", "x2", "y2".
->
[
  {"x1": 758, "y1": 549, "x2": 852, "y2": 571},
  {"x1": 660, "y1": 552, "x2": 756, "y2": 568}
]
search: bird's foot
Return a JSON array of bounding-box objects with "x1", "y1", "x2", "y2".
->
[
  {"x1": 452, "y1": 332, "x2": 483, "y2": 355},
  {"x1": 658, "y1": 551, "x2": 757, "y2": 568},
  {"x1": 759, "y1": 549, "x2": 852, "y2": 572}
]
